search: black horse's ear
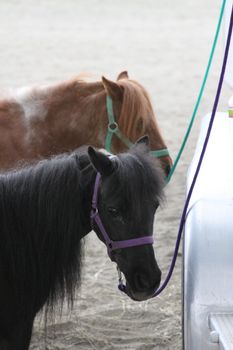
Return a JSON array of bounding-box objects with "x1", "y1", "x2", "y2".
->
[
  {"x1": 135, "y1": 135, "x2": 150, "y2": 151},
  {"x1": 88, "y1": 147, "x2": 115, "y2": 176}
]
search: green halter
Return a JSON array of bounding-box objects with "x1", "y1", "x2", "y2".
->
[{"x1": 105, "y1": 95, "x2": 170, "y2": 159}]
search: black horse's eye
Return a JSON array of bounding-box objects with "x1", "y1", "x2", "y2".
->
[{"x1": 108, "y1": 207, "x2": 119, "y2": 217}]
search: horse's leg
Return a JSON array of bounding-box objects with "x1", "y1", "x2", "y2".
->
[{"x1": 0, "y1": 317, "x2": 34, "y2": 350}]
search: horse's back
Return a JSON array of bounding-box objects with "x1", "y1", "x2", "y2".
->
[{"x1": 0, "y1": 98, "x2": 31, "y2": 169}]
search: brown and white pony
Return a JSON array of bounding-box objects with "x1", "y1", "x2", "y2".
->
[{"x1": 0, "y1": 71, "x2": 172, "y2": 173}]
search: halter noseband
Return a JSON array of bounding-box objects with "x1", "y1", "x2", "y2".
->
[
  {"x1": 90, "y1": 172, "x2": 154, "y2": 261},
  {"x1": 105, "y1": 95, "x2": 170, "y2": 159}
]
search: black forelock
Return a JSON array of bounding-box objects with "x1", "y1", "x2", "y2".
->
[{"x1": 102, "y1": 144, "x2": 164, "y2": 222}]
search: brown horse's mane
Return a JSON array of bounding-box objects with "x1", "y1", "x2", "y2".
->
[
  {"x1": 66, "y1": 76, "x2": 158, "y2": 142},
  {"x1": 47, "y1": 74, "x2": 165, "y2": 155},
  {"x1": 117, "y1": 79, "x2": 157, "y2": 140}
]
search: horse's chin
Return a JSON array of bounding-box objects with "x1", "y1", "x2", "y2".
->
[{"x1": 125, "y1": 282, "x2": 157, "y2": 302}]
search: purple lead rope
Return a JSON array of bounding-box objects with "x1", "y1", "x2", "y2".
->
[
  {"x1": 117, "y1": 3, "x2": 233, "y2": 298},
  {"x1": 152, "y1": 3, "x2": 233, "y2": 298}
]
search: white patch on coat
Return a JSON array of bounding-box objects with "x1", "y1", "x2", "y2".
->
[{"x1": 13, "y1": 86, "x2": 48, "y2": 122}]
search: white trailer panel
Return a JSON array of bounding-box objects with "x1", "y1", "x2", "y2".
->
[{"x1": 183, "y1": 113, "x2": 233, "y2": 350}]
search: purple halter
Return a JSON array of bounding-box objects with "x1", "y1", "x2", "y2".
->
[{"x1": 90, "y1": 172, "x2": 154, "y2": 261}]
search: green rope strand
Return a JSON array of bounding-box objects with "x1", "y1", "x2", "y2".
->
[{"x1": 167, "y1": 0, "x2": 227, "y2": 183}]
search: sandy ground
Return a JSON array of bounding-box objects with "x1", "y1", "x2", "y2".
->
[{"x1": 0, "y1": 0, "x2": 232, "y2": 349}]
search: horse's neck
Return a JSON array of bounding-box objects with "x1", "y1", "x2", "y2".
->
[
  {"x1": 48, "y1": 80, "x2": 106, "y2": 130},
  {"x1": 14, "y1": 81, "x2": 107, "y2": 158}
]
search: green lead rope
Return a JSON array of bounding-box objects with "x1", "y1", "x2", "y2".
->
[
  {"x1": 105, "y1": 0, "x2": 226, "y2": 183},
  {"x1": 166, "y1": 0, "x2": 227, "y2": 183}
]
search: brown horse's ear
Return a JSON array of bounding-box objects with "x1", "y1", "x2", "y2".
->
[
  {"x1": 117, "y1": 71, "x2": 129, "y2": 80},
  {"x1": 135, "y1": 135, "x2": 150, "y2": 151},
  {"x1": 102, "y1": 76, "x2": 124, "y2": 101},
  {"x1": 88, "y1": 147, "x2": 115, "y2": 176}
]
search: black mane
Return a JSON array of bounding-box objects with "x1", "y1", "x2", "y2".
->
[
  {"x1": 105, "y1": 144, "x2": 164, "y2": 224},
  {"x1": 0, "y1": 152, "x2": 94, "y2": 317}
]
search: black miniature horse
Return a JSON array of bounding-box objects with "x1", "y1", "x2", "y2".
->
[{"x1": 0, "y1": 136, "x2": 164, "y2": 350}]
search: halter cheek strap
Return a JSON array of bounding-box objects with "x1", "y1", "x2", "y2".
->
[
  {"x1": 90, "y1": 172, "x2": 154, "y2": 261},
  {"x1": 105, "y1": 95, "x2": 170, "y2": 159},
  {"x1": 105, "y1": 96, "x2": 132, "y2": 151}
]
